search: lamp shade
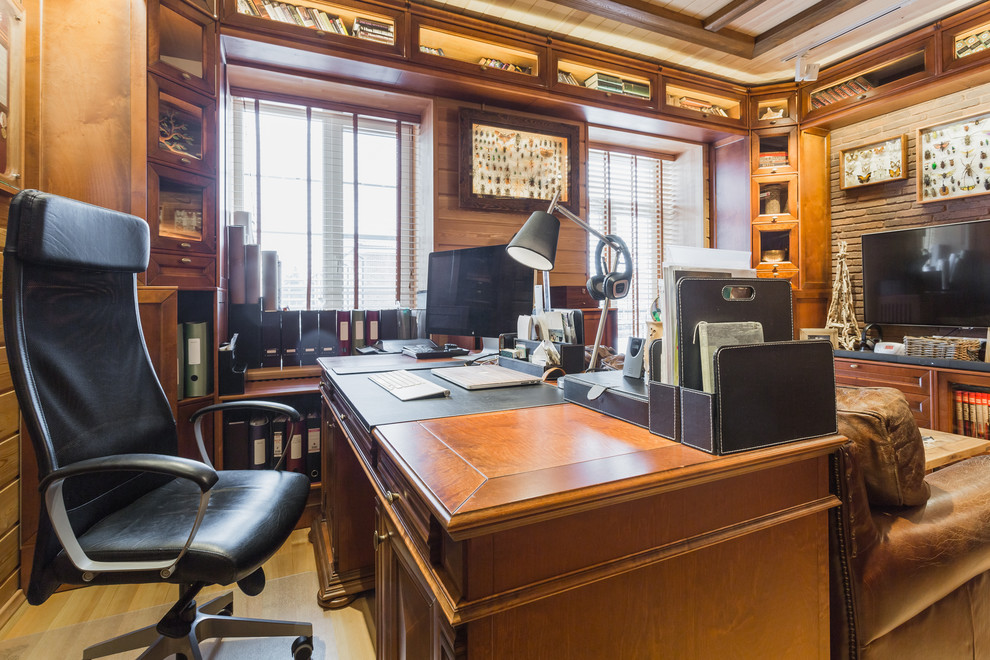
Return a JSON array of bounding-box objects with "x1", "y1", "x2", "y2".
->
[{"x1": 506, "y1": 210, "x2": 559, "y2": 271}]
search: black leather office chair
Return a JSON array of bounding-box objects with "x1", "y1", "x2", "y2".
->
[{"x1": 2, "y1": 190, "x2": 314, "y2": 659}]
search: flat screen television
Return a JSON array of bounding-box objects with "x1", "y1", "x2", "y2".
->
[
  {"x1": 862, "y1": 219, "x2": 990, "y2": 327},
  {"x1": 424, "y1": 244, "x2": 533, "y2": 338}
]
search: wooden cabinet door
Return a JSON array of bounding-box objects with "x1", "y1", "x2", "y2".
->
[{"x1": 376, "y1": 507, "x2": 443, "y2": 660}]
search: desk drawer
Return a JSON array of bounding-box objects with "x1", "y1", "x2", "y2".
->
[
  {"x1": 377, "y1": 450, "x2": 432, "y2": 552},
  {"x1": 323, "y1": 384, "x2": 374, "y2": 459},
  {"x1": 834, "y1": 359, "x2": 934, "y2": 428}
]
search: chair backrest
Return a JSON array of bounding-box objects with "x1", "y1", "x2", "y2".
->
[{"x1": 2, "y1": 190, "x2": 179, "y2": 600}]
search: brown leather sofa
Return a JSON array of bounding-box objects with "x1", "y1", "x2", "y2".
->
[{"x1": 830, "y1": 386, "x2": 990, "y2": 659}]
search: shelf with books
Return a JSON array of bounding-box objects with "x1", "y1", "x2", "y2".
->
[
  {"x1": 551, "y1": 51, "x2": 655, "y2": 106},
  {"x1": 751, "y1": 127, "x2": 797, "y2": 175},
  {"x1": 412, "y1": 20, "x2": 543, "y2": 84},
  {"x1": 149, "y1": 0, "x2": 217, "y2": 96},
  {"x1": 949, "y1": 386, "x2": 990, "y2": 440},
  {"x1": 802, "y1": 41, "x2": 933, "y2": 120},
  {"x1": 661, "y1": 78, "x2": 745, "y2": 126},
  {"x1": 940, "y1": 7, "x2": 990, "y2": 75},
  {"x1": 227, "y1": 0, "x2": 403, "y2": 53}
]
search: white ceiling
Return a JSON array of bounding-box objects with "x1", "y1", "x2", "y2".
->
[{"x1": 415, "y1": 0, "x2": 986, "y2": 84}]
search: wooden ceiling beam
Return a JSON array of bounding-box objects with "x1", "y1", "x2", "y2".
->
[
  {"x1": 704, "y1": 0, "x2": 773, "y2": 33},
  {"x1": 551, "y1": 0, "x2": 756, "y2": 58},
  {"x1": 753, "y1": 0, "x2": 866, "y2": 58}
]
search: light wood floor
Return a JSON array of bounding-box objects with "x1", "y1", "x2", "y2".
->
[{"x1": 0, "y1": 527, "x2": 348, "y2": 640}]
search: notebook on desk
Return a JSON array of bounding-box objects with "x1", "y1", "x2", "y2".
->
[{"x1": 431, "y1": 364, "x2": 542, "y2": 390}]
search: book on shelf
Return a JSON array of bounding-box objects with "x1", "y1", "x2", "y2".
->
[
  {"x1": 621, "y1": 80, "x2": 650, "y2": 98},
  {"x1": 758, "y1": 152, "x2": 789, "y2": 168},
  {"x1": 296, "y1": 5, "x2": 316, "y2": 27},
  {"x1": 249, "y1": 416, "x2": 270, "y2": 470},
  {"x1": 223, "y1": 413, "x2": 251, "y2": 470},
  {"x1": 237, "y1": 0, "x2": 261, "y2": 17},
  {"x1": 558, "y1": 70, "x2": 578, "y2": 85},
  {"x1": 353, "y1": 16, "x2": 394, "y2": 43},
  {"x1": 419, "y1": 45, "x2": 445, "y2": 56},
  {"x1": 287, "y1": 419, "x2": 306, "y2": 474},
  {"x1": 271, "y1": 414, "x2": 288, "y2": 469},
  {"x1": 306, "y1": 410, "x2": 321, "y2": 482},
  {"x1": 584, "y1": 72, "x2": 623, "y2": 92},
  {"x1": 183, "y1": 321, "x2": 211, "y2": 398}
]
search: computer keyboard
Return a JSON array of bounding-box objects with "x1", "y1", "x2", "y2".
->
[
  {"x1": 401, "y1": 344, "x2": 470, "y2": 359},
  {"x1": 367, "y1": 369, "x2": 451, "y2": 401}
]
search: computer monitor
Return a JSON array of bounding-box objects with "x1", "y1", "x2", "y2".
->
[{"x1": 425, "y1": 244, "x2": 533, "y2": 340}]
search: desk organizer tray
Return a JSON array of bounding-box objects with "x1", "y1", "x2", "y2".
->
[
  {"x1": 561, "y1": 369, "x2": 649, "y2": 428},
  {"x1": 680, "y1": 340, "x2": 837, "y2": 454},
  {"x1": 648, "y1": 381, "x2": 680, "y2": 440}
]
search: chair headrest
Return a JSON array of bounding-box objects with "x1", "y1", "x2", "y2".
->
[{"x1": 6, "y1": 190, "x2": 149, "y2": 272}]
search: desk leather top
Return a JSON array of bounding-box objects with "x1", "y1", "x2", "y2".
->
[
  {"x1": 321, "y1": 357, "x2": 566, "y2": 430},
  {"x1": 374, "y1": 404, "x2": 846, "y2": 538}
]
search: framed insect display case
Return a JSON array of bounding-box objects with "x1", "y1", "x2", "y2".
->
[
  {"x1": 458, "y1": 108, "x2": 580, "y2": 213},
  {"x1": 918, "y1": 110, "x2": 990, "y2": 202},
  {"x1": 839, "y1": 135, "x2": 907, "y2": 190}
]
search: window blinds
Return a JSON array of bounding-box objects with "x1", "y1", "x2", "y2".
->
[
  {"x1": 229, "y1": 96, "x2": 422, "y2": 311},
  {"x1": 588, "y1": 147, "x2": 682, "y2": 344}
]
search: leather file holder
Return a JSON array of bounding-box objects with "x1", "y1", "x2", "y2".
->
[
  {"x1": 680, "y1": 340, "x2": 837, "y2": 454},
  {"x1": 562, "y1": 370, "x2": 649, "y2": 428},
  {"x1": 676, "y1": 278, "x2": 792, "y2": 392},
  {"x1": 647, "y1": 339, "x2": 680, "y2": 441},
  {"x1": 648, "y1": 381, "x2": 680, "y2": 441},
  {"x1": 228, "y1": 302, "x2": 262, "y2": 369}
]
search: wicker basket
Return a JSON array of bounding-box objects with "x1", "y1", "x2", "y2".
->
[{"x1": 903, "y1": 336, "x2": 982, "y2": 361}]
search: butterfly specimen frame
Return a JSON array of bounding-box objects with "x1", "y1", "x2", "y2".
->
[
  {"x1": 839, "y1": 135, "x2": 907, "y2": 190},
  {"x1": 458, "y1": 108, "x2": 580, "y2": 213},
  {"x1": 917, "y1": 110, "x2": 990, "y2": 203}
]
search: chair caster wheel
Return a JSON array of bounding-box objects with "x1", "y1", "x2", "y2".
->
[{"x1": 292, "y1": 635, "x2": 314, "y2": 659}]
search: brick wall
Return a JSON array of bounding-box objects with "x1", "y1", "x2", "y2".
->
[{"x1": 830, "y1": 81, "x2": 990, "y2": 332}]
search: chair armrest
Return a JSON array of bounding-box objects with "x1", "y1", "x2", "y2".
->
[
  {"x1": 853, "y1": 454, "x2": 990, "y2": 644},
  {"x1": 189, "y1": 400, "x2": 302, "y2": 423},
  {"x1": 39, "y1": 453, "x2": 218, "y2": 493},
  {"x1": 41, "y1": 454, "x2": 219, "y2": 580},
  {"x1": 187, "y1": 400, "x2": 302, "y2": 468}
]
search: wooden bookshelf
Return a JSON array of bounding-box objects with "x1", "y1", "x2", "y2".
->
[
  {"x1": 550, "y1": 47, "x2": 656, "y2": 107},
  {"x1": 802, "y1": 40, "x2": 934, "y2": 121},
  {"x1": 413, "y1": 20, "x2": 542, "y2": 84},
  {"x1": 227, "y1": 0, "x2": 403, "y2": 54},
  {"x1": 661, "y1": 77, "x2": 745, "y2": 126}
]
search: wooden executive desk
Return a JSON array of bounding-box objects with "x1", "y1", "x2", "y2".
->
[{"x1": 312, "y1": 356, "x2": 845, "y2": 658}]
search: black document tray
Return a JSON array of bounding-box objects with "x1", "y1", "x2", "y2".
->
[
  {"x1": 562, "y1": 370, "x2": 648, "y2": 428},
  {"x1": 676, "y1": 278, "x2": 793, "y2": 391},
  {"x1": 680, "y1": 340, "x2": 837, "y2": 454}
]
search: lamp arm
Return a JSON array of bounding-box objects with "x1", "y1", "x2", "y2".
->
[{"x1": 544, "y1": 190, "x2": 618, "y2": 249}]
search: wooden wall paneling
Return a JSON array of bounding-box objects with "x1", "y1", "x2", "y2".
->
[
  {"x1": 0, "y1": 480, "x2": 16, "y2": 535},
  {"x1": 28, "y1": 0, "x2": 147, "y2": 215},
  {"x1": 0, "y1": 570, "x2": 20, "y2": 629},
  {"x1": 0, "y1": 434, "x2": 16, "y2": 489},
  {"x1": 433, "y1": 99, "x2": 590, "y2": 288},
  {"x1": 0, "y1": 525, "x2": 17, "y2": 585},
  {"x1": 713, "y1": 134, "x2": 750, "y2": 251}
]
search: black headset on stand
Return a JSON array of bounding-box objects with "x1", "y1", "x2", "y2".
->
[{"x1": 587, "y1": 234, "x2": 633, "y2": 301}]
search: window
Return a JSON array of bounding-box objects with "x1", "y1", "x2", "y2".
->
[
  {"x1": 587, "y1": 147, "x2": 702, "y2": 344},
  {"x1": 229, "y1": 96, "x2": 423, "y2": 311}
]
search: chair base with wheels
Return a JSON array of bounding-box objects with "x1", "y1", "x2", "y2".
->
[{"x1": 82, "y1": 579, "x2": 313, "y2": 660}]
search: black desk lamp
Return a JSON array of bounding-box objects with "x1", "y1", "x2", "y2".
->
[{"x1": 506, "y1": 191, "x2": 632, "y2": 371}]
